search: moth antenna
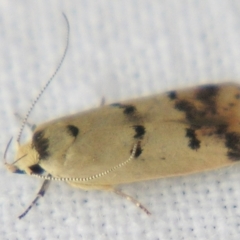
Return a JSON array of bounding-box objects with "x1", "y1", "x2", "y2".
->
[
  {"x1": 17, "y1": 13, "x2": 70, "y2": 143},
  {"x1": 18, "y1": 179, "x2": 51, "y2": 219},
  {"x1": 3, "y1": 137, "x2": 13, "y2": 163}
]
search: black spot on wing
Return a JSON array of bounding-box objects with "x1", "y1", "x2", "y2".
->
[
  {"x1": 167, "y1": 91, "x2": 177, "y2": 100},
  {"x1": 124, "y1": 106, "x2": 136, "y2": 114},
  {"x1": 32, "y1": 130, "x2": 49, "y2": 160},
  {"x1": 174, "y1": 85, "x2": 222, "y2": 122},
  {"x1": 131, "y1": 141, "x2": 143, "y2": 158},
  {"x1": 195, "y1": 85, "x2": 219, "y2": 114},
  {"x1": 111, "y1": 103, "x2": 136, "y2": 115},
  {"x1": 135, "y1": 147, "x2": 142, "y2": 157},
  {"x1": 235, "y1": 93, "x2": 240, "y2": 99},
  {"x1": 225, "y1": 132, "x2": 240, "y2": 161},
  {"x1": 216, "y1": 124, "x2": 228, "y2": 135},
  {"x1": 133, "y1": 125, "x2": 145, "y2": 139},
  {"x1": 196, "y1": 85, "x2": 219, "y2": 101},
  {"x1": 29, "y1": 164, "x2": 45, "y2": 174},
  {"x1": 175, "y1": 100, "x2": 202, "y2": 121},
  {"x1": 185, "y1": 128, "x2": 200, "y2": 150},
  {"x1": 67, "y1": 125, "x2": 79, "y2": 137}
]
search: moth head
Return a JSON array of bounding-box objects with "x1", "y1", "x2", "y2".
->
[{"x1": 4, "y1": 139, "x2": 39, "y2": 176}]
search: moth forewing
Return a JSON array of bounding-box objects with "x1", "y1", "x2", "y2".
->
[{"x1": 17, "y1": 83, "x2": 240, "y2": 184}]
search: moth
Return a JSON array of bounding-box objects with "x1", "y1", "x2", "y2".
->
[
  {"x1": 6, "y1": 81, "x2": 240, "y2": 218},
  {"x1": 5, "y1": 15, "x2": 240, "y2": 218}
]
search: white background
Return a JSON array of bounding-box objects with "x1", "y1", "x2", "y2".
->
[{"x1": 1, "y1": 0, "x2": 240, "y2": 239}]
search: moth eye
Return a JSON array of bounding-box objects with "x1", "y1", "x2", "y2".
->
[
  {"x1": 29, "y1": 164, "x2": 45, "y2": 174},
  {"x1": 67, "y1": 125, "x2": 79, "y2": 137}
]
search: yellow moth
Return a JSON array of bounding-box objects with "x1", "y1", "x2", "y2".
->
[
  {"x1": 5, "y1": 15, "x2": 240, "y2": 218},
  {"x1": 6, "y1": 82, "x2": 240, "y2": 218},
  {"x1": 15, "y1": 83, "x2": 240, "y2": 182}
]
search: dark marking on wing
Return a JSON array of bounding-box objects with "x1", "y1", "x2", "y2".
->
[
  {"x1": 174, "y1": 85, "x2": 222, "y2": 121},
  {"x1": 185, "y1": 128, "x2": 200, "y2": 150},
  {"x1": 133, "y1": 125, "x2": 145, "y2": 139},
  {"x1": 32, "y1": 130, "x2": 49, "y2": 160},
  {"x1": 216, "y1": 124, "x2": 228, "y2": 135},
  {"x1": 67, "y1": 125, "x2": 79, "y2": 137},
  {"x1": 111, "y1": 103, "x2": 136, "y2": 115},
  {"x1": 131, "y1": 141, "x2": 143, "y2": 158},
  {"x1": 167, "y1": 91, "x2": 177, "y2": 100},
  {"x1": 196, "y1": 85, "x2": 219, "y2": 101},
  {"x1": 29, "y1": 164, "x2": 45, "y2": 174},
  {"x1": 196, "y1": 85, "x2": 219, "y2": 114},
  {"x1": 124, "y1": 105, "x2": 136, "y2": 114},
  {"x1": 171, "y1": 84, "x2": 240, "y2": 160},
  {"x1": 235, "y1": 93, "x2": 240, "y2": 99},
  {"x1": 225, "y1": 132, "x2": 240, "y2": 161},
  {"x1": 175, "y1": 100, "x2": 201, "y2": 121},
  {"x1": 227, "y1": 103, "x2": 235, "y2": 108}
]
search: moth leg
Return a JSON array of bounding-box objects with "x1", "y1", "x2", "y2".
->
[
  {"x1": 113, "y1": 189, "x2": 151, "y2": 215},
  {"x1": 18, "y1": 179, "x2": 50, "y2": 219},
  {"x1": 14, "y1": 113, "x2": 36, "y2": 131}
]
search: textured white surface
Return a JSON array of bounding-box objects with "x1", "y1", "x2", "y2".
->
[{"x1": 1, "y1": 0, "x2": 240, "y2": 239}]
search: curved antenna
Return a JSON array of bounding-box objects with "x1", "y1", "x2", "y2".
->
[
  {"x1": 17, "y1": 13, "x2": 70, "y2": 143},
  {"x1": 3, "y1": 137, "x2": 13, "y2": 162}
]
